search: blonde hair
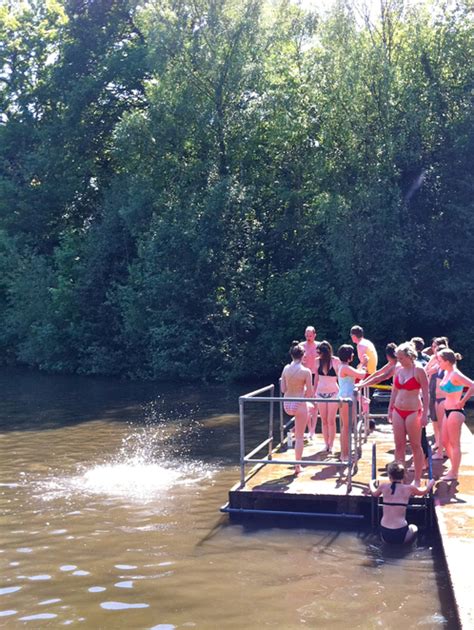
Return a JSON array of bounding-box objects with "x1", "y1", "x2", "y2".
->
[
  {"x1": 395, "y1": 341, "x2": 417, "y2": 361},
  {"x1": 438, "y1": 348, "x2": 462, "y2": 364}
]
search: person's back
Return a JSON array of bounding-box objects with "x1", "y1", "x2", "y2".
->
[
  {"x1": 357, "y1": 338, "x2": 378, "y2": 375},
  {"x1": 350, "y1": 325, "x2": 378, "y2": 374},
  {"x1": 370, "y1": 461, "x2": 434, "y2": 544},
  {"x1": 282, "y1": 361, "x2": 311, "y2": 397}
]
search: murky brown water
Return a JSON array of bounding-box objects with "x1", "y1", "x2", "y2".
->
[{"x1": 0, "y1": 368, "x2": 461, "y2": 628}]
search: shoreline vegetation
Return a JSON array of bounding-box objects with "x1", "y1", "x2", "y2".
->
[{"x1": 0, "y1": 0, "x2": 472, "y2": 382}]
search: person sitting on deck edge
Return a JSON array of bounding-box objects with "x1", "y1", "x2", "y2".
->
[{"x1": 369, "y1": 461, "x2": 434, "y2": 545}]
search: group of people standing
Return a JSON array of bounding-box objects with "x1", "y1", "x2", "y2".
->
[
  {"x1": 280, "y1": 325, "x2": 378, "y2": 475},
  {"x1": 280, "y1": 326, "x2": 474, "y2": 486}
]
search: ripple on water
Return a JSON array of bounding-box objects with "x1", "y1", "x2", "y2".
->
[
  {"x1": 100, "y1": 601, "x2": 149, "y2": 610},
  {"x1": 115, "y1": 581, "x2": 133, "y2": 588},
  {"x1": 88, "y1": 587, "x2": 106, "y2": 593},
  {"x1": 0, "y1": 610, "x2": 17, "y2": 617},
  {"x1": 0, "y1": 587, "x2": 21, "y2": 595},
  {"x1": 27, "y1": 575, "x2": 51, "y2": 581},
  {"x1": 60, "y1": 565, "x2": 77, "y2": 572},
  {"x1": 19, "y1": 613, "x2": 58, "y2": 621}
]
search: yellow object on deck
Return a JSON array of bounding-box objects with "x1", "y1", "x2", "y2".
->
[{"x1": 370, "y1": 384, "x2": 392, "y2": 391}]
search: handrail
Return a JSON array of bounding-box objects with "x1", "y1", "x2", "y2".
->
[
  {"x1": 238, "y1": 386, "x2": 361, "y2": 493},
  {"x1": 240, "y1": 384, "x2": 276, "y2": 399}
]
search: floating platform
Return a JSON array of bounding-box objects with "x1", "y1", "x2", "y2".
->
[
  {"x1": 225, "y1": 422, "x2": 431, "y2": 522},
  {"x1": 222, "y1": 401, "x2": 474, "y2": 628}
]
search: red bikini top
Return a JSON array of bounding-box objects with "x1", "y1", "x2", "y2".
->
[{"x1": 394, "y1": 373, "x2": 420, "y2": 391}]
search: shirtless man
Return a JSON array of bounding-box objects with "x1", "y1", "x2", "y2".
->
[
  {"x1": 301, "y1": 326, "x2": 319, "y2": 438},
  {"x1": 350, "y1": 325, "x2": 378, "y2": 375}
]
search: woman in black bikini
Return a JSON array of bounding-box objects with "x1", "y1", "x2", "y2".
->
[
  {"x1": 437, "y1": 349, "x2": 474, "y2": 481},
  {"x1": 370, "y1": 461, "x2": 434, "y2": 544},
  {"x1": 314, "y1": 340, "x2": 341, "y2": 452},
  {"x1": 425, "y1": 339, "x2": 449, "y2": 457}
]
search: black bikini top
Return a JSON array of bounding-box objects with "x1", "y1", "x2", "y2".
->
[
  {"x1": 380, "y1": 481, "x2": 409, "y2": 507},
  {"x1": 318, "y1": 361, "x2": 337, "y2": 377}
]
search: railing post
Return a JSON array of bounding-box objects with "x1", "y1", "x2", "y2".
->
[
  {"x1": 268, "y1": 384, "x2": 274, "y2": 460},
  {"x1": 371, "y1": 443, "x2": 377, "y2": 528},
  {"x1": 278, "y1": 378, "x2": 284, "y2": 448},
  {"x1": 347, "y1": 398, "x2": 353, "y2": 493},
  {"x1": 239, "y1": 398, "x2": 245, "y2": 488},
  {"x1": 363, "y1": 385, "x2": 370, "y2": 442}
]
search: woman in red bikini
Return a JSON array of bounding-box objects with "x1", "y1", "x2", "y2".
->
[
  {"x1": 388, "y1": 342, "x2": 429, "y2": 486},
  {"x1": 437, "y1": 349, "x2": 474, "y2": 481},
  {"x1": 281, "y1": 342, "x2": 313, "y2": 475}
]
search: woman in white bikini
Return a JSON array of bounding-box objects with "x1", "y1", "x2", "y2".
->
[
  {"x1": 437, "y1": 349, "x2": 474, "y2": 481},
  {"x1": 281, "y1": 342, "x2": 313, "y2": 475}
]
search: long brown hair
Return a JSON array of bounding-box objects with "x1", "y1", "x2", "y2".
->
[{"x1": 318, "y1": 340, "x2": 333, "y2": 373}]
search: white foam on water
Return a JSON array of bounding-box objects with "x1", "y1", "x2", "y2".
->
[
  {"x1": 38, "y1": 459, "x2": 215, "y2": 502},
  {"x1": 34, "y1": 426, "x2": 217, "y2": 502}
]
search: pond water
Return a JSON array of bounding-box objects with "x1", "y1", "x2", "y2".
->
[{"x1": 0, "y1": 368, "x2": 462, "y2": 628}]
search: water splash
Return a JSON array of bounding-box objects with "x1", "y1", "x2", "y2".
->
[{"x1": 33, "y1": 424, "x2": 216, "y2": 503}]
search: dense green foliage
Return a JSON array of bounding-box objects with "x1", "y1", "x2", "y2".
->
[{"x1": 0, "y1": 0, "x2": 472, "y2": 380}]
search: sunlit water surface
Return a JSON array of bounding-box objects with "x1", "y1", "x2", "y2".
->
[{"x1": 0, "y1": 368, "x2": 463, "y2": 628}]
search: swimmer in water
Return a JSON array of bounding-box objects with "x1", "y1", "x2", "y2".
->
[{"x1": 370, "y1": 461, "x2": 435, "y2": 544}]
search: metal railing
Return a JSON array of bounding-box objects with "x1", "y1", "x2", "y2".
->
[{"x1": 238, "y1": 384, "x2": 364, "y2": 494}]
